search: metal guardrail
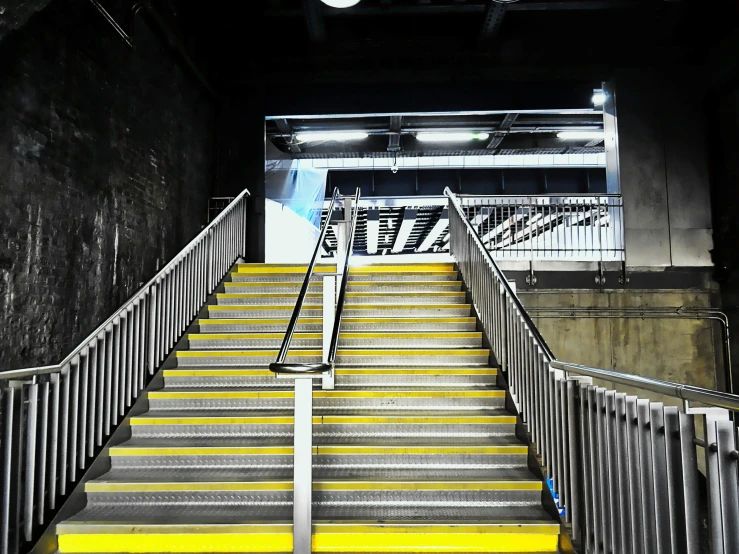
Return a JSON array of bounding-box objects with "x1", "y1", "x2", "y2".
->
[
  {"x1": 458, "y1": 194, "x2": 625, "y2": 262},
  {"x1": 0, "y1": 188, "x2": 251, "y2": 554},
  {"x1": 445, "y1": 187, "x2": 739, "y2": 554}
]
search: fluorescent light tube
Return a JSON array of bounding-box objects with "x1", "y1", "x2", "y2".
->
[
  {"x1": 416, "y1": 132, "x2": 490, "y2": 142},
  {"x1": 592, "y1": 92, "x2": 607, "y2": 106},
  {"x1": 296, "y1": 131, "x2": 369, "y2": 142},
  {"x1": 557, "y1": 131, "x2": 605, "y2": 140},
  {"x1": 321, "y1": 0, "x2": 361, "y2": 7}
]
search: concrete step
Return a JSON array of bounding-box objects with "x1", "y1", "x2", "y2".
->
[
  {"x1": 196, "y1": 316, "x2": 477, "y2": 333},
  {"x1": 207, "y1": 304, "x2": 472, "y2": 318}
]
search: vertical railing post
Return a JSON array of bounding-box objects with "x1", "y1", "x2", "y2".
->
[
  {"x1": 293, "y1": 376, "x2": 314, "y2": 554},
  {"x1": 322, "y1": 275, "x2": 336, "y2": 391},
  {"x1": 1, "y1": 382, "x2": 24, "y2": 554}
]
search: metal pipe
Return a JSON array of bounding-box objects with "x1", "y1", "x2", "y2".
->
[
  {"x1": 271, "y1": 189, "x2": 341, "y2": 369},
  {"x1": 88, "y1": 0, "x2": 133, "y2": 47},
  {"x1": 526, "y1": 308, "x2": 733, "y2": 395}
]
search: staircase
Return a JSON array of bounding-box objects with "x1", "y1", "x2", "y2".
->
[{"x1": 54, "y1": 262, "x2": 561, "y2": 553}]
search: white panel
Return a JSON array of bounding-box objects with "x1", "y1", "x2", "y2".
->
[
  {"x1": 366, "y1": 217, "x2": 380, "y2": 255},
  {"x1": 343, "y1": 158, "x2": 359, "y2": 168},
  {"x1": 478, "y1": 155, "x2": 496, "y2": 166},
  {"x1": 449, "y1": 156, "x2": 465, "y2": 167},
  {"x1": 464, "y1": 156, "x2": 480, "y2": 166},
  {"x1": 433, "y1": 157, "x2": 450, "y2": 166},
  {"x1": 567, "y1": 154, "x2": 585, "y2": 165},
  {"x1": 539, "y1": 154, "x2": 555, "y2": 166},
  {"x1": 358, "y1": 158, "x2": 374, "y2": 168},
  {"x1": 419, "y1": 158, "x2": 435, "y2": 167}
]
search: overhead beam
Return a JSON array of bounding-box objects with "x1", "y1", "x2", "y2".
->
[
  {"x1": 418, "y1": 209, "x2": 449, "y2": 253},
  {"x1": 366, "y1": 209, "x2": 380, "y2": 254},
  {"x1": 392, "y1": 208, "x2": 418, "y2": 253},
  {"x1": 302, "y1": 0, "x2": 326, "y2": 43},
  {"x1": 479, "y1": 1, "x2": 506, "y2": 44},
  {"x1": 274, "y1": 118, "x2": 302, "y2": 154},
  {"x1": 487, "y1": 113, "x2": 518, "y2": 150},
  {"x1": 387, "y1": 115, "x2": 402, "y2": 152}
]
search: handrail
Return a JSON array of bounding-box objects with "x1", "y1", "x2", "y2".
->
[
  {"x1": 443, "y1": 186, "x2": 555, "y2": 360},
  {"x1": 270, "y1": 188, "x2": 341, "y2": 374},
  {"x1": 327, "y1": 188, "x2": 361, "y2": 366},
  {"x1": 550, "y1": 360, "x2": 739, "y2": 411},
  {"x1": 1, "y1": 187, "x2": 251, "y2": 381}
]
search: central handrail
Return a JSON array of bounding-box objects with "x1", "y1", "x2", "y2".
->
[
  {"x1": 443, "y1": 186, "x2": 555, "y2": 361},
  {"x1": 270, "y1": 188, "x2": 340, "y2": 374}
]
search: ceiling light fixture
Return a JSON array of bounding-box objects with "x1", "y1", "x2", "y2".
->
[
  {"x1": 558, "y1": 131, "x2": 605, "y2": 140},
  {"x1": 416, "y1": 132, "x2": 490, "y2": 142},
  {"x1": 592, "y1": 91, "x2": 607, "y2": 106},
  {"x1": 320, "y1": 0, "x2": 361, "y2": 8},
  {"x1": 296, "y1": 131, "x2": 369, "y2": 142}
]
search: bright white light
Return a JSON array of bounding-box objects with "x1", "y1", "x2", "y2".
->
[
  {"x1": 592, "y1": 92, "x2": 607, "y2": 106},
  {"x1": 558, "y1": 131, "x2": 605, "y2": 141},
  {"x1": 320, "y1": 0, "x2": 361, "y2": 8},
  {"x1": 416, "y1": 132, "x2": 490, "y2": 142},
  {"x1": 296, "y1": 131, "x2": 369, "y2": 142}
]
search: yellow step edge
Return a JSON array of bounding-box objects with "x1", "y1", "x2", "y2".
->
[
  {"x1": 162, "y1": 368, "x2": 497, "y2": 377},
  {"x1": 222, "y1": 281, "x2": 463, "y2": 288},
  {"x1": 149, "y1": 390, "x2": 504, "y2": 399},
  {"x1": 236, "y1": 264, "x2": 336, "y2": 274},
  {"x1": 162, "y1": 369, "x2": 277, "y2": 377},
  {"x1": 347, "y1": 281, "x2": 463, "y2": 287},
  {"x1": 57, "y1": 524, "x2": 559, "y2": 553},
  {"x1": 336, "y1": 368, "x2": 497, "y2": 375},
  {"x1": 85, "y1": 480, "x2": 542, "y2": 493},
  {"x1": 208, "y1": 305, "x2": 322, "y2": 312},
  {"x1": 216, "y1": 293, "x2": 321, "y2": 298},
  {"x1": 107, "y1": 445, "x2": 528, "y2": 456},
  {"x1": 216, "y1": 292, "x2": 465, "y2": 298},
  {"x1": 108, "y1": 446, "x2": 294, "y2": 456},
  {"x1": 187, "y1": 332, "x2": 482, "y2": 340},
  {"x1": 129, "y1": 415, "x2": 515, "y2": 425},
  {"x1": 176, "y1": 349, "x2": 489, "y2": 358},
  {"x1": 349, "y1": 265, "x2": 455, "y2": 272}
]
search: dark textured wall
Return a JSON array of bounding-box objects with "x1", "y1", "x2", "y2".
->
[{"x1": 0, "y1": 1, "x2": 216, "y2": 369}]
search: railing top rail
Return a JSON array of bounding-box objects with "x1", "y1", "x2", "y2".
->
[
  {"x1": 271, "y1": 188, "x2": 341, "y2": 370},
  {"x1": 1, "y1": 187, "x2": 251, "y2": 381},
  {"x1": 444, "y1": 187, "x2": 555, "y2": 361},
  {"x1": 551, "y1": 360, "x2": 739, "y2": 412}
]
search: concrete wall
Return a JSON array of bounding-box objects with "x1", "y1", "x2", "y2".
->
[
  {"x1": 614, "y1": 70, "x2": 714, "y2": 268},
  {"x1": 518, "y1": 289, "x2": 722, "y2": 406},
  {"x1": 0, "y1": 1, "x2": 216, "y2": 369}
]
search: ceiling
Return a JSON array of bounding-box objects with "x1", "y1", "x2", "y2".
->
[
  {"x1": 267, "y1": 110, "x2": 606, "y2": 158},
  {"x1": 173, "y1": 0, "x2": 737, "y2": 87}
]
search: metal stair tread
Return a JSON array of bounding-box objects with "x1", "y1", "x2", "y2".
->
[
  {"x1": 59, "y1": 505, "x2": 556, "y2": 525},
  {"x1": 112, "y1": 436, "x2": 526, "y2": 448},
  {"x1": 151, "y1": 386, "x2": 504, "y2": 394},
  {"x1": 85, "y1": 467, "x2": 540, "y2": 484}
]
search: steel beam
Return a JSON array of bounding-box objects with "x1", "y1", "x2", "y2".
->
[
  {"x1": 274, "y1": 118, "x2": 302, "y2": 154},
  {"x1": 487, "y1": 113, "x2": 518, "y2": 149},
  {"x1": 387, "y1": 115, "x2": 402, "y2": 152}
]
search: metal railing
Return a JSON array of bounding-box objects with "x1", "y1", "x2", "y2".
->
[
  {"x1": 269, "y1": 188, "x2": 360, "y2": 554},
  {"x1": 0, "y1": 188, "x2": 250, "y2": 554},
  {"x1": 445, "y1": 187, "x2": 739, "y2": 554},
  {"x1": 458, "y1": 194, "x2": 624, "y2": 262}
]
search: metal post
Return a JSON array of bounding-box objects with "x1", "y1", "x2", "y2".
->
[
  {"x1": 293, "y1": 377, "x2": 313, "y2": 554},
  {"x1": 322, "y1": 276, "x2": 336, "y2": 391}
]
